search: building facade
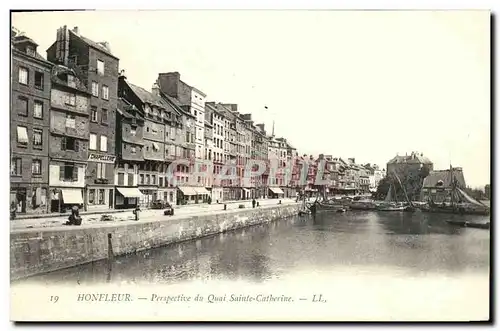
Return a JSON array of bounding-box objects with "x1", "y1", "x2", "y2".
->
[
  {"x1": 48, "y1": 65, "x2": 90, "y2": 212},
  {"x1": 47, "y1": 26, "x2": 119, "y2": 211},
  {"x1": 11, "y1": 29, "x2": 53, "y2": 215}
]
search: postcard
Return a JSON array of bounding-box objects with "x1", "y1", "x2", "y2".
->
[{"x1": 9, "y1": 9, "x2": 491, "y2": 322}]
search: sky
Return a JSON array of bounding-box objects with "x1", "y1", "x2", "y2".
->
[{"x1": 11, "y1": 10, "x2": 491, "y2": 188}]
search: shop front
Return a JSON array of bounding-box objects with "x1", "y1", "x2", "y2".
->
[
  {"x1": 115, "y1": 187, "x2": 143, "y2": 209},
  {"x1": 50, "y1": 188, "x2": 84, "y2": 213},
  {"x1": 177, "y1": 186, "x2": 197, "y2": 205},
  {"x1": 158, "y1": 188, "x2": 177, "y2": 205},
  {"x1": 268, "y1": 186, "x2": 285, "y2": 199},
  {"x1": 138, "y1": 186, "x2": 158, "y2": 208}
]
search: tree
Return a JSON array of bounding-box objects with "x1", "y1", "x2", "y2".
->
[{"x1": 375, "y1": 177, "x2": 391, "y2": 200}]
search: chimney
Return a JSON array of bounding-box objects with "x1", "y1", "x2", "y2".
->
[
  {"x1": 158, "y1": 72, "x2": 181, "y2": 99},
  {"x1": 152, "y1": 81, "x2": 160, "y2": 96},
  {"x1": 72, "y1": 26, "x2": 79, "y2": 35},
  {"x1": 99, "y1": 41, "x2": 111, "y2": 52},
  {"x1": 119, "y1": 69, "x2": 127, "y2": 80}
]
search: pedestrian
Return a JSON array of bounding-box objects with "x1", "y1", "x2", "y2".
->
[
  {"x1": 252, "y1": 198, "x2": 256, "y2": 208},
  {"x1": 10, "y1": 201, "x2": 16, "y2": 220},
  {"x1": 133, "y1": 206, "x2": 141, "y2": 221}
]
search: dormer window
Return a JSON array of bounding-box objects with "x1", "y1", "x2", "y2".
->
[{"x1": 26, "y1": 46, "x2": 35, "y2": 56}]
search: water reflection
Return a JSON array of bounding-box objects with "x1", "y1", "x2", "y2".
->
[{"x1": 17, "y1": 211, "x2": 490, "y2": 285}]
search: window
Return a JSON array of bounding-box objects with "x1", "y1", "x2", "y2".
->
[
  {"x1": 65, "y1": 114, "x2": 76, "y2": 128},
  {"x1": 31, "y1": 159, "x2": 41, "y2": 175},
  {"x1": 91, "y1": 106, "x2": 98, "y2": 122},
  {"x1": 33, "y1": 128, "x2": 42, "y2": 149},
  {"x1": 18, "y1": 97, "x2": 28, "y2": 116},
  {"x1": 139, "y1": 174, "x2": 144, "y2": 184},
  {"x1": 18, "y1": 67, "x2": 28, "y2": 85},
  {"x1": 60, "y1": 163, "x2": 78, "y2": 181},
  {"x1": 67, "y1": 74, "x2": 76, "y2": 88},
  {"x1": 127, "y1": 173, "x2": 134, "y2": 186},
  {"x1": 26, "y1": 46, "x2": 35, "y2": 57},
  {"x1": 34, "y1": 71, "x2": 43, "y2": 90},
  {"x1": 146, "y1": 175, "x2": 150, "y2": 185},
  {"x1": 92, "y1": 81, "x2": 99, "y2": 97},
  {"x1": 100, "y1": 135, "x2": 107, "y2": 152},
  {"x1": 96, "y1": 163, "x2": 106, "y2": 179},
  {"x1": 130, "y1": 126, "x2": 137, "y2": 136},
  {"x1": 61, "y1": 137, "x2": 79, "y2": 152},
  {"x1": 118, "y1": 173, "x2": 125, "y2": 185},
  {"x1": 159, "y1": 177, "x2": 164, "y2": 187},
  {"x1": 101, "y1": 109, "x2": 108, "y2": 124},
  {"x1": 33, "y1": 101, "x2": 43, "y2": 119},
  {"x1": 11, "y1": 158, "x2": 22, "y2": 176},
  {"x1": 88, "y1": 189, "x2": 95, "y2": 204},
  {"x1": 130, "y1": 146, "x2": 136, "y2": 154},
  {"x1": 170, "y1": 126, "x2": 175, "y2": 140},
  {"x1": 89, "y1": 133, "x2": 97, "y2": 150},
  {"x1": 152, "y1": 175, "x2": 156, "y2": 185},
  {"x1": 146, "y1": 127, "x2": 150, "y2": 132},
  {"x1": 98, "y1": 189, "x2": 105, "y2": 204},
  {"x1": 66, "y1": 93, "x2": 76, "y2": 106},
  {"x1": 16, "y1": 126, "x2": 28, "y2": 146},
  {"x1": 97, "y1": 60, "x2": 104, "y2": 75},
  {"x1": 102, "y1": 85, "x2": 109, "y2": 100}
]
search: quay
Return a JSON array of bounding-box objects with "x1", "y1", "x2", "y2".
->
[{"x1": 10, "y1": 199, "x2": 299, "y2": 280}]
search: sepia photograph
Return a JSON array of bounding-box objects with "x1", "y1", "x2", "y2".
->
[{"x1": 8, "y1": 8, "x2": 491, "y2": 322}]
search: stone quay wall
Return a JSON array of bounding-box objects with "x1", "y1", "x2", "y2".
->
[{"x1": 11, "y1": 203, "x2": 299, "y2": 280}]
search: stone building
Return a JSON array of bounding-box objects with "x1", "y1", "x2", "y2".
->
[
  {"x1": 421, "y1": 167, "x2": 466, "y2": 203},
  {"x1": 47, "y1": 26, "x2": 119, "y2": 211},
  {"x1": 386, "y1": 152, "x2": 434, "y2": 201},
  {"x1": 114, "y1": 93, "x2": 145, "y2": 209},
  {"x1": 10, "y1": 28, "x2": 53, "y2": 215},
  {"x1": 48, "y1": 65, "x2": 90, "y2": 212},
  {"x1": 157, "y1": 73, "x2": 210, "y2": 204},
  {"x1": 205, "y1": 102, "x2": 225, "y2": 202},
  {"x1": 157, "y1": 72, "x2": 206, "y2": 160}
]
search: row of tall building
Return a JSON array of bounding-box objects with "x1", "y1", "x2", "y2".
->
[{"x1": 10, "y1": 25, "x2": 385, "y2": 215}]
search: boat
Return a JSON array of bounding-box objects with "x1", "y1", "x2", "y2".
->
[
  {"x1": 446, "y1": 220, "x2": 490, "y2": 229},
  {"x1": 349, "y1": 200, "x2": 377, "y2": 211},
  {"x1": 423, "y1": 166, "x2": 490, "y2": 216},
  {"x1": 306, "y1": 187, "x2": 350, "y2": 214}
]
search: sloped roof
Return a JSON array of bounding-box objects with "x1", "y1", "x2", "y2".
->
[
  {"x1": 388, "y1": 153, "x2": 433, "y2": 165},
  {"x1": 128, "y1": 83, "x2": 167, "y2": 109},
  {"x1": 69, "y1": 29, "x2": 118, "y2": 59},
  {"x1": 51, "y1": 65, "x2": 88, "y2": 93},
  {"x1": 423, "y1": 168, "x2": 466, "y2": 188}
]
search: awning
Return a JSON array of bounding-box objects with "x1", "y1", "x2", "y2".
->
[
  {"x1": 117, "y1": 187, "x2": 143, "y2": 198},
  {"x1": 61, "y1": 188, "x2": 83, "y2": 204},
  {"x1": 269, "y1": 187, "x2": 284, "y2": 194},
  {"x1": 178, "y1": 186, "x2": 197, "y2": 195},
  {"x1": 17, "y1": 126, "x2": 28, "y2": 144},
  {"x1": 194, "y1": 187, "x2": 210, "y2": 195}
]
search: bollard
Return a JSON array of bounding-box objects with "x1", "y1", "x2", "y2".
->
[
  {"x1": 278, "y1": 200, "x2": 282, "y2": 205},
  {"x1": 224, "y1": 204, "x2": 227, "y2": 211}
]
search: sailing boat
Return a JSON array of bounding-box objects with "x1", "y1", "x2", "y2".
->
[
  {"x1": 376, "y1": 173, "x2": 406, "y2": 211},
  {"x1": 307, "y1": 185, "x2": 349, "y2": 213}
]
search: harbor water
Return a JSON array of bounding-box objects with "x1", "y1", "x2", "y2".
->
[{"x1": 14, "y1": 211, "x2": 491, "y2": 321}]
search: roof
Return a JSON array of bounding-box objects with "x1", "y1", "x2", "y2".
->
[
  {"x1": 423, "y1": 168, "x2": 466, "y2": 188},
  {"x1": 129, "y1": 83, "x2": 167, "y2": 109},
  {"x1": 69, "y1": 29, "x2": 118, "y2": 59},
  {"x1": 50, "y1": 65, "x2": 88, "y2": 93},
  {"x1": 388, "y1": 153, "x2": 433, "y2": 165}
]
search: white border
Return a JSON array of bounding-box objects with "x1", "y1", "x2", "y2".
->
[{"x1": 2, "y1": 1, "x2": 497, "y2": 329}]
